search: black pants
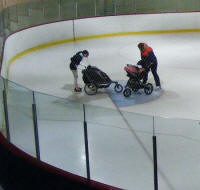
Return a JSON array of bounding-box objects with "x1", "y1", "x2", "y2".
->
[{"x1": 143, "y1": 63, "x2": 160, "y2": 86}]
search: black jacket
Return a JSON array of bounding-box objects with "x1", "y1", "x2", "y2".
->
[{"x1": 70, "y1": 51, "x2": 83, "y2": 70}]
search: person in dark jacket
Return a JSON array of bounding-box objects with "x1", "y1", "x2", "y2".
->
[
  {"x1": 70, "y1": 50, "x2": 89, "y2": 92},
  {"x1": 137, "y1": 43, "x2": 161, "y2": 89}
]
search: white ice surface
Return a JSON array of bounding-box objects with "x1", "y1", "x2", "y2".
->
[
  {"x1": 8, "y1": 33, "x2": 200, "y2": 190},
  {"x1": 9, "y1": 33, "x2": 200, "y2": 120}
]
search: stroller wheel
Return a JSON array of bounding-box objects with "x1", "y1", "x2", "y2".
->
[
  {"x1": 84, "y1": 83, "x2": 97, "y2": 95},
  {"x1": 114, "y1": 83, "x2": 123, "y2": 93},
  {"x1": 123, "y1": 88, "x2": 132, "y2": 97},
  {"x1": 144, "y1": 83, "x2": 153, "y2": 95}
]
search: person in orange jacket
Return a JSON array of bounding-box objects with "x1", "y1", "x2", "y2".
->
[{"x1": 137, "y1": 43, "x2": 161, "y2": 89}]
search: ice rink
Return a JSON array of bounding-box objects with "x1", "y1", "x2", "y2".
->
[
  {"x1": 9, "y1": 32, "x2": 200, "y2": 120},
  {"x1": 7, "y1": 32, "x2": 200, "y2": 190}
]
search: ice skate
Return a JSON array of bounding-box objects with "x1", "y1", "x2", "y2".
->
[{"x1": 74, "y1": 87, "x2": 82, "y2": 92}]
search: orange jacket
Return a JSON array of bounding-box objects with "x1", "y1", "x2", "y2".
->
[{"x1": 141, "y1": 47, "x2": 153, "y2": 58}]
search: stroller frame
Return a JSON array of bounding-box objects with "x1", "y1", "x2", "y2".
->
[
  {"x1": 82, "y1": 65, "x2": 123, "y2": 95},
  {"x1": 123, "y1": 64, "x2": 153, "y2": 97}
]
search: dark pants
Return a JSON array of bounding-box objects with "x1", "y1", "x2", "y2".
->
[{"x1": 143, "y1": 63, "x2": 160, "y2": 86}]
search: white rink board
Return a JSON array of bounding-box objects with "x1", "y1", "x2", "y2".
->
[{"x1": 2, "y1": 12, "x2": 200, "y2": 77}]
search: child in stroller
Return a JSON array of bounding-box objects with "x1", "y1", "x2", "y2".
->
[{"x1": 123, "y1": 64, "x2": 153, "y2": 97}]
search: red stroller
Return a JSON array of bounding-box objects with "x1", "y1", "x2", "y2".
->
[{"x1": 123, "y1": 64, "x2": 153, "y2": 97}]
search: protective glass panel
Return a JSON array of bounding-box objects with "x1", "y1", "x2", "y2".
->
[
  {"x1": 157, "y1": 0, "x2": 177, "y2": 13},
  {"x1": 0, "y1": 78, "x2": 5, "y2": 133},
  {"x1": 134, "y1": 0, "x2": 164, "y2": 13},
  {"x1": 44, "y1": 0, "x2": 59, "y2": 20},
  {"x1": 7, "y1": 80, "x2": 36, "y2": 157},
  {"x1": 77, "y1": 0, "x2": 95, "y2": 18},
  {"x1": 60, "y1": 0, "x2": 76, "y2": 20},
  {"x1": 86, "y1": 105, "x2": 154, "y2": 190},
  {"x1": 177, "y1": 0, "x2": 200, "y2": 12},
  {"x1": 0, "y1": 12, "x2": 3, "y2": 33},
  {"x1": 155, "y1": 117, "x2": 200, "y2": 190},
  {"x1": 8, "y1": 6, "x2": 18, "y2": 22},
  {"x1": 35, "y1": 92, "x2": 86, "y2": 177},
  {"x1": 2, "y1": 0, "x2": 200, "y2": 37},
  {"x1": 115, "y1": 0, "x2": 135, "y2": 15},
  {"x1": 95, "y1": 0, "x2": 116, "y2": 16},
  {"x1": 85, "y1": 104, "x2": 127, "y2": 129}
]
